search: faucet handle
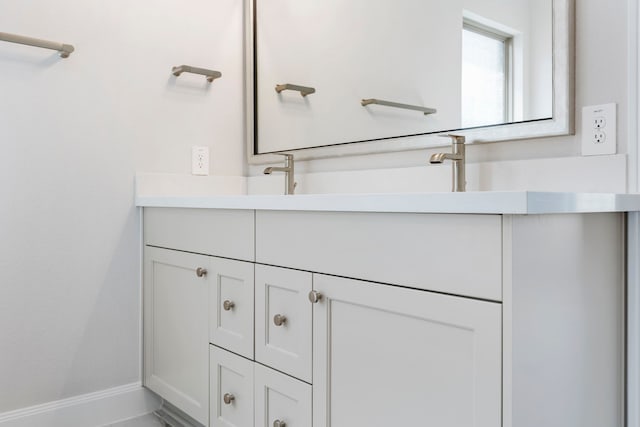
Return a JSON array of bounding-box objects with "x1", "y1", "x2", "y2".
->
[{"x1": 439, "y1": 134, "x2": 466, "y2": 144}]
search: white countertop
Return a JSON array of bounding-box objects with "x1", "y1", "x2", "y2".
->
[{"x1": 135, "y1": 191, "x2": 640, "y2": 214}]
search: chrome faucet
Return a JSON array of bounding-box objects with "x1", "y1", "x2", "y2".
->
[
  {"x1": 263, "y1": 153, "x2": 297, "y2": 195},
  {"x1": 429, "y1": 135, "x2": 466, "y2": 192}
]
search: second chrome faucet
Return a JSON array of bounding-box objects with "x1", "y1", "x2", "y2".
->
[
  {"x1": 264, "y1": 153, "x2": 297, "y2": 195},
  {"x1": 429, "y1": 135, "x2": 466, "y2": 192}
]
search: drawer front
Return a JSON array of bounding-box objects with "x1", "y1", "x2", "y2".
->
[
  {"x1": 256, "y1": 211, "x2": 502, "y2": 301},
  {"x1": 255, "y1": 265, "x2": 312, "y2": 382},
  {"x1": 210, "y1": 346, "x2": 254, "y2": 427},
  {"x1": 209, "y1": 258, "x2": 255, "y2": 359},
  {"x1": 255, "y1": 363, "x2": 312, "y2": 427},
  {"x1": 144, "y1": 208, "x2": 255, "y2": 262}
]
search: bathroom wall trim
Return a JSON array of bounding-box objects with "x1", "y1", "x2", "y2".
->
[
  {"x1": 627, "y1": 6, "x2": 640, "y2": 424},
  {"x1": 629, "y1": 0, "x2": 639, "y2": 193},
  {"x1": 0, "y1": 382, "x2": 160, "y2": 427},
  {"x1": 628, "y1": 213, "x2": 640, "y2": 427}
]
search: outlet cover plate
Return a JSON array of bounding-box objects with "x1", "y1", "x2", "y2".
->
[
  {"x1": 192, "y1": 146, "x2": 210, "y2": 176},
  {"x1": 581, "y1": 103, "x2": 616, "y2": 156}
]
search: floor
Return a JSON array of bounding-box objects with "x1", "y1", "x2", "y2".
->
[{"x1": 108, "y1": 413, "x2": 165, "y2": 427}]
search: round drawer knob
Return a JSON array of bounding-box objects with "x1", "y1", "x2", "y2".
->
[
  {"x1": 273, "y1": 420, "x2": 287, "y2": 427},
  {"x1": 273, "y1": 314, "x2": 287, "y2": 326},
  {"x1": 223, "y1": 300, "x2": 235, "y2": 311},
  {"x1": 308, "y1": 290, "x2": 323, "y2": 304},
  {"x1": 196, "y1": 267, "x2": 207, "y2": 278},
  {"x1": 223, "y1": 393, "x2": 235, "y2": 405}
]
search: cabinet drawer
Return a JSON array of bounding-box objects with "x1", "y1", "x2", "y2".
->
[
  {"x1": 209, "y1": 258, "x2": 255, "y2": 359},
  {"x1": 255, "y1": 363, "x2": 312, "y2": 427},
  {"x1": 144, "y1": 208, "x2": 254, "y2": 262},
  {"x1": 210, "y1": 346, "x2": 254, "y2": 427},
  {"x1": 255, "y1": 265, "x2": 312, "y2": 383},
  {"x1": 256, "y1": 211, "x2": 502, "y2": 301}
]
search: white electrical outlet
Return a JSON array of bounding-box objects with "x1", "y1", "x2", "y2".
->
[
  {"x1": 581, "y1": 103, "x2": 616, "y2": 156},
  {"x1": 191, "y1": 146, "x2": 210, "y2": 176}
]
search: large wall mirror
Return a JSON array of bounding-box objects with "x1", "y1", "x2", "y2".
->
[{"x1": 246, "y1": 0, "x2": 574, "y2": 162}]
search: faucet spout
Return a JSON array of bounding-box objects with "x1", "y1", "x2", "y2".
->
[
  {"x1": 429, "y1": 134, "x2": 466, "y2": 192},
  {"x1": 263, "y1": 166, "x2": 288, "y2": 175},
  {"x1": 429, "y1": 152, "x2": 463, "y2": 164}
]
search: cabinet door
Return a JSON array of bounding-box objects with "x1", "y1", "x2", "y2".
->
[
  {"x1": 255, "y1": 364, "x2": 312, "y2": 427},
  {"x1": 312, "y1": 274, "x2": 502, "y2": 427},
  {"x1": 210, "y1": 345, "x2": 254, "y2": 427},
  {"x1": 255, "y1": 265, "x2": 312, "y2": 382},
  {"x1": 209, "y1": 257, "x2": 255, "y2": 359},
  {"x1": 144, "y1": 246, "x2": 209, "y2": 425}
]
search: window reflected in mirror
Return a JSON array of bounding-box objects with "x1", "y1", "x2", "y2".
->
[{"x1": 461, "y1": 21, "x2": 511, "y2": 128}]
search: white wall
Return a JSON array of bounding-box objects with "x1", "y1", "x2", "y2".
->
[
  {"x1": 0, "y1": 0, "x2": 244, "y2": 414},
  {"x1": 248, "y1": 0, "x2": 632, "y2": 195}
]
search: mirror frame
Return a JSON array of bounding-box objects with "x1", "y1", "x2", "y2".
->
[{"x1": 246, "y1": 0, "x2": 575, "y2": 165}]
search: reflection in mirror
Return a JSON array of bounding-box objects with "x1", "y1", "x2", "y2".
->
[
  {"x1": 461, "y1": 3, "x2": 552, "y2": 128},
  {"x1": 249, "y1": 0, "x2": 571, "y2": 159}
]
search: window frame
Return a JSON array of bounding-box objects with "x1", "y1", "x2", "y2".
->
[{"x1": 462, "y1": 19, "x2": 515, "y2": 125}]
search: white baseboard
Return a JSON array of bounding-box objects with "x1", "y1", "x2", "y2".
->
[{"x1": 0, "y1": 382, "x2": 161, "y2": 427}]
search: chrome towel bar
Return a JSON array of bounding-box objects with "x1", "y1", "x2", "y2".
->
[
  {"x1": 361, "y1": 98, "x2": 437, "y2": 115},
  {"x1": 0, "y1": 32, "x2": 74, "y2": 58},
  {"x1": 275, "y1": 83, "x2": 316, "y2": 97},
  {"x1": 172, "y1": 65, "x2": 222, "y2": 83}
]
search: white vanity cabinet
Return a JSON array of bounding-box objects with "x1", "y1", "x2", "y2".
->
[{"x1": 141, "y1": 201, "x2": 625, "y2": 427}]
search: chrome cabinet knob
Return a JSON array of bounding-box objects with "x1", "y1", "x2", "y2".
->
[
  {"x1": 273, "y1": 420, "x2": 286, "y2": 427},
  {"x1": 223, "y1": 300, "x2": 235, "y2": 311},
  {"x1": 308, "y1": 290, "x2": 323, "y2": 304},
  {"x1": 196, "y1": 267, "x2": 207, "y2": 278},
  {"x1": 223, "y1": 393, "x2": 235, "y2": 404},
  {"x1": 273, "y1": 314, "x2": 287, "y2": 326}
]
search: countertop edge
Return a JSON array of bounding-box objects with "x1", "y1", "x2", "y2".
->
[{"x1": 134, "y1": 192, "x2": 640, "y2": 214}]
